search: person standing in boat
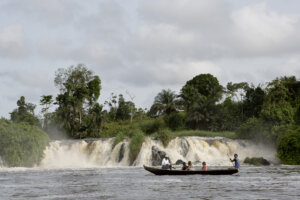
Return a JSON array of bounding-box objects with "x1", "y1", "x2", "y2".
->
[
  {"x1": 230, "y1": 154, "x2": 240, "y2": 169},
  {"x1": 161, "y1": 156, "x2": 171, "y2": 169},
  {"x1": 202, "y1": 162, "x2": 208, "y2": 171}
]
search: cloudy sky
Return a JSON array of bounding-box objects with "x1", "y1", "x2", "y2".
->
[{"x1": 0, "y1": 0, "x2": 300, "y2": 118}]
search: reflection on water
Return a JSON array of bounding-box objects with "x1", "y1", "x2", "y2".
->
[{"x1": 0, "y1": 166, "x2": 299, "y2": 200}]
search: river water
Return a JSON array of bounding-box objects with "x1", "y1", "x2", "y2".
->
[{"x1": 0, "y1": 165, "x2": 299, "y2": 200}]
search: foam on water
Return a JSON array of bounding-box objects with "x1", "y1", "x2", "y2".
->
[{"x1": 38, "y1": 137, "x2": 277, "y2": 169}]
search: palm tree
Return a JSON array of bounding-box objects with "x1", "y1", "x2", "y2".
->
[{"x1": 149, "y1": 89, "x2": 181, "y2": 116}]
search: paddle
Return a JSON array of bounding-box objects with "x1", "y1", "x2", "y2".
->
[{"x1": 227, "y1": 153, "x2": 235, "y2": 167}]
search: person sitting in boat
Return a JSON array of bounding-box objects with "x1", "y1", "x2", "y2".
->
[
  {"x1": 186, "y1": 161, "x2": 192, "y2": 171},
  {"x1": 182, "y1": 162, "x2": 188, "y2": 170},
  {"x1": 230, "y1": 153, "x2": 240, "y2": 169},
  {"x1": 202, "y1": 161, "x2": 208, "y2": 171},
  {"x1": 161, "y1": 156, "x2": 171, "y2": 169}
]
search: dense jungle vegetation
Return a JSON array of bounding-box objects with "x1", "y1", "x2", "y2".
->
[
  {"x1": 0, "y1": 118, "x2": 50, "y2": 167},
  {"x1": 1, "y1": 64, "x2": 299, "y2": 166}
]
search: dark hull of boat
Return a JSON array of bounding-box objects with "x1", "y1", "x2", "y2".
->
[{"x1": 143, "y1": 165, "x2": 238, "y2": 175}]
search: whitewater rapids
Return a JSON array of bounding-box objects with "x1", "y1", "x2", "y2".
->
[{"x1": 38, "y1": 137, "x2": 277, "y2": 169}]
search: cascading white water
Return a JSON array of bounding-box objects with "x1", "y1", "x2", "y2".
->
[
  {"x1": 39, "y1": 138, "x2": 131, "y2": 168},
  {"x1": 39, "y1": 137, "x2": 277, "y2": 169},
  {"x1": 0, "y1": 156, "x2": 3, "y2": 167}
]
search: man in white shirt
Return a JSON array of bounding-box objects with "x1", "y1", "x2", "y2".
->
[{"x1": 161, "y1": 156, "x2": 171, "y2": 169}]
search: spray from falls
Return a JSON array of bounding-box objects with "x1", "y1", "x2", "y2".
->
[{"x1": 39, "y1": 137, "x2": 277, "y2": 169}]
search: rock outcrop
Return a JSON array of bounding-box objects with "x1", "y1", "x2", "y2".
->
[
  {"x1": 151, "y1": 146, "x2": 166, "y2": 166},
  {"x1": 180, "y1": 138, "x2": 190, "y2": 157},
  {"x1": 118, "y1": 143, "x2": 125, "y2": 162}
]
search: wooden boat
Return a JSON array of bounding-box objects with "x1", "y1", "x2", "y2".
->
[{"x1": 143, "y1": 165, "x2": 238, "y2": 175}]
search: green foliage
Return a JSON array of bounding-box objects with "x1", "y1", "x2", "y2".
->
[
  {"x1": 10, "y1": 96, "x2": 40, "y2": 126},
  {"x1": 149, "y1": 89, "x2": 181, "y2": 116},
  {"x1": 276, "y1": 126, "x2": 300, "y2": 165},
  {"x1": 54, "y1": 64, "x2": 102, "y2": 138},
  {"x1": 104, "y1": 93, "x2": 136, "y2": 123},
  {"x1": 134, "y1": 108, "x2": 148, "y2": 121},
  {"x1": 181, "y1": 74, "x2": 223, "y2": 109},
  {"x1": 173, "y1": 129, "x2": 236, "y2": 139},
  {"x1": 112, "y1": 131, "x2": 126, "y2": 149},
  {"x1": 295, "y1": 105, "x2": 300, "y2": 125},
  {"x1": 111, "y1": 124, "x2": 139, "y2": 149},
  {"x1": 237, "y1": 117, "x2": 290, "y2": 143},
  {"x1": 212, "y1": 98, "x2": 241, "y2": 131},
  {"x1": 116, "y1": 94, "x2": 134, "y2": 121},
  {"x1": 244, "y1": 157, "x2": 270, "y2": 166},
  {"x1": 139, "y1": 118, "x2": 166, "y2": 135},
  {"x1": 236, "y1": 76, "x2": 299, "y2": 144},
  {"x1": 260, "y1": 101, "x2": 295, "y2": 126},
  {"x1": 164, "y1": 112, "x2": 186, "y2": 131},
  {"x1": 101, "y1": 120, "x2": 140, "y2": 138},
  {"x1": 185, "y1": 99, "x2": 218, "y2": 129},
  {"x1": 156, "y1": 128, "x2": 173, "y2": 147},
  {"x1": 87, "y1": 76, "x2": 101, "y2": 105},
  {"x1": 104, "y1": 93, "x2": 118, "y2": 122},
  {"x1": 236, "y1": 117, "x2": 266, "y2": 140},
  {"x1": 243, "y1": 86, "x2": 265, "y2": 118},
  {"x1": 276, "y1": 76, "x2": 300, "y2": 107},
  {"x1": 40, "y1": 95, "x2": 53, "y2": 131},
  {"x1": 129, "y1": 130, "x2": 145, "y2": 165},
  {"x1": 226, "y1": 82, "x2": 249, "y2": 99},
  {"x1": 0, "y1": 118, "x2": 50, "y2": 167},
  {"x1": 85, "y1": 103, "x2": 104, "y2": 137},
  {"x1": 181, "y1": 74, "x2": 223, "y2": 129}
]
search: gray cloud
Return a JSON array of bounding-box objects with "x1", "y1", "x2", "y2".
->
[
  {"x1": 230, "y1": 3, "x2": 300, "y2": 57},
  {"x1": 0, "y1": 24, "x2": 28, "y2": 58},
  {"x1": 0, "y1": 0, "x2": 300, "y2": 118},
  {"x1": 0, "y1": 0, "x2": 80, "y2": 26}
]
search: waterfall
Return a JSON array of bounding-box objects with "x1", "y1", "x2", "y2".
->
[
  {"x1": 0, "y1": 156, "x2": 3, "y2": 168},
  {"x1": 39, "y1": 137, "x2": 277, "y2": 169}
]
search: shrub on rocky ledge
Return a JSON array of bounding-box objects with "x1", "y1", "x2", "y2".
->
[{"x1": 244, "y1": 157, "x2": 270, "y2": 166}]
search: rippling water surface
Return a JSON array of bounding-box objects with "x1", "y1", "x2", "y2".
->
[{"x1": 0, "y1": 166, "x2": 299, "y2": 200}]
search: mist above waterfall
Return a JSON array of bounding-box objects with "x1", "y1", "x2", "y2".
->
[{"x1": 39, "y1": 137, "x2": 277, "y2": 169}]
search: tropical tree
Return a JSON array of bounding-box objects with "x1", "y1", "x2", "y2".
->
[
  {"x1": 213, "y1": 97, "x2": 241, "y2": 131},
  {"x1": 278, "y1": 76, "x2": 300, "y2": 107},
  {"x1": 10, "y1": 96, "x2": 39, "y2": 126},
  {"x1": 276, "y1": 126, "x2": 300, "y2": 165},
  {"x1": 104, "y1": 93, "x2": 118, "y2": 122},
  {"x1": 40, "y1": 95, "x2": 53, "y2": 131},
  {"x1": 226, "y1": 82, "x2": 249, "y2": 101},
  {"x1": 85, "y1": 103, "x2": 104, "y2": 137},
  {"x1": 261, "y1": 77, "x2": 295, "y2": 126},
  {"x1": 134, "y1": 108, "x2": 148, "y2": 121},
  {"x1": 116, "y1": 94, "x2": 135, "y2": 121},
  {"x1": 0, "y1": 118, "x2": 50, "y2": 167},
  {"x1": 181, "y1": 74, "x2": 223, "y2": 129},
  {"x1": 243, "y1": 86, "x2": 265, "y2": 119},
  {"x1": 126, "y1": 90, "x2": 136, "y2": 123},
  {"x1": 54, "y1": 64, "x2": 102, "y2": 138},
  {"x1": 149, "y1": 89, "x2": 181, "y2": 117}
]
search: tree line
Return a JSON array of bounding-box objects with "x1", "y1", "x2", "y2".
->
[{"x1": 6, "y1": 64, "x2": 300, "y2": 164}]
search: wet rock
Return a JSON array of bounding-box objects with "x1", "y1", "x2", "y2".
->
[
  {"x1": 175, "y1": 159, "x2": 184, "y2": 165},
  {"x1": 244, "y1": 157, "x2": 270, "y2": 166},
  {"x1": 151, "y1": 146, "x2": 166, "y2": 166},
  {"x1": 193, "y1": 160, "x2": 202, "y2": 165},
  {"x1": 205, "y1": 140, "x2": 215, "y2": 146},
  {"x1": 180, "y1": 138, "x2": 190, "y2": 157},
  {"x1": 118, "y1": 143, "x2": 125, "y2": 162}
]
